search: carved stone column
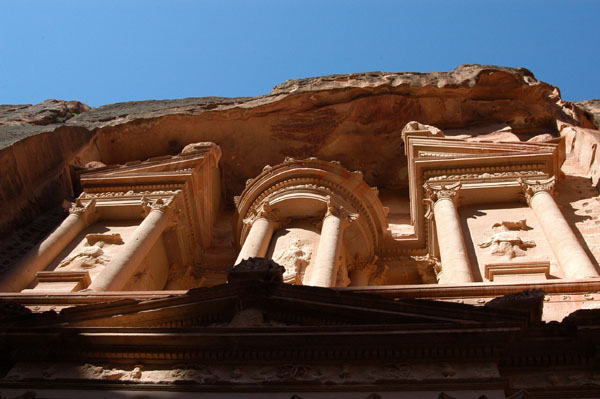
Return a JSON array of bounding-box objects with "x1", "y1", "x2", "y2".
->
[
  {"x1": 309, "y1": 198, "x2": 358, "y2": 287},
  {"x1": 235, "y1": 202, "x2": 287, "y2": 265},
  {"x1": 0, "y1": 199, "x2": 97, "y2": 292},
  {"x1": 89, "y1": 197, "x2": 175, "y2": 291},
  {"x1": 424, "y1": 182, "x2": 473, "y2": 284},
  {"x1": 520, "y1": 177, "x2": 599, "y2": 279}
]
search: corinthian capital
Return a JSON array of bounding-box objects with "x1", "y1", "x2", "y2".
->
[
  {"x1": 243, "y1": 201, "x2": 290, "y2": 227},
  {"x1": 518, "y1": 176, "x2": 556, "y2": 206},
  {"x1": 423, "y1": 182, "x2": 461, "y2": 218},
  {"x1": 69, "y1": 198, "x2": 97, "y2": 226},
  {"x1": 324, "y1": 196, "x2": 359, "y2": 225},
  {"x1": 423, "y1": 181, "x2": 462, "y2": 203}
]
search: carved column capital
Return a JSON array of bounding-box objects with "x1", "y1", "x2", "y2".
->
[
  {"x1": 347, "y1": 256, "x2": 378, "y2": 274},
  {"x1": 423, "y1": 181, "x2": 461, "y2": 218},
  {"x1": 69, "y1": 198, "x2": 97, "y2": 226},
  {"x1": 243, "y1": 201, "x2": 290, "y2": 228},
  {"x1": 518, "y1": 176, "x2": 556, "y2": 206},
  {"x1": 141, "y1": 196, "x2": 178, "y2": 227},
  {"x1": 324, "y1": 195, "x2": 359, "y2": 226}
]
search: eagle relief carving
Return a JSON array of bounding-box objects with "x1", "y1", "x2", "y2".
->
[{"x1": 478, "y1": 220, "x2": 536, "y2": 259}]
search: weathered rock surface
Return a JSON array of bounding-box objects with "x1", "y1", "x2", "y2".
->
[
  {"x1": 0, "y1": 99, "x2": 89, "y2": 127},
  {"x1": 575, "y1": 99, "x2": 600, "y2": 129},
  {"x1": 0, "y1": 64, "x2": 597, "y2": 236}
]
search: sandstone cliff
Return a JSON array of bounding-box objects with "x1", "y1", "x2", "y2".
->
[{"x1": 0, "y1": 64, "x2": 598, "y2": 236}]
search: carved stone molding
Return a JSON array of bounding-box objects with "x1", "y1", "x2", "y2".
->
[
  {"x1": 518, "y1": 176, "x2": 556, "y2": 206},
  {"x1": 423, "y1": 164, "x2": 545, "y2": 179}
]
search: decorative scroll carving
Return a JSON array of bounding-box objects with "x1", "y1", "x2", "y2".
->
[
  {"x1": 478, "y1": 220, "x2": 536, "y2": 259},
  {"x1": 423, "y1": 182, "x2": 461, "y2": 219},
  {"x1": 518, "y1": 176, "x2": 556, "y2": 206}
]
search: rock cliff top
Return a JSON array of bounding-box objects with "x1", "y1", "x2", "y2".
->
[
  {"x1": 1, "y1": 65, "x2": 596, "y2": 148},
  {"x1": 0, "y1": 64, "x2": 597, "y2": 235}
]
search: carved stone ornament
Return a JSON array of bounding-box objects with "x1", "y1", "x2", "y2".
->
[
  {"x1": 518, "y1": 176, "x2": 556, "y2": 206},
  {"x1": 423, "y1": 181, "x2": 461, "y2": 219},
  {"x1": 324, "y1": 195, "x2": 359, "y2": 225}
]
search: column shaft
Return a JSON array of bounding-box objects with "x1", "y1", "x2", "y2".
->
[
  {"x1": 530, "y1": 191, "x2": 599, "y2": 279},
  {"x1": 235, "y1": 217, "x2": 276, "y2": 265},
  {"x1": 310, "y1": 214, "x2": 344, "y2": 287},
  {"x1": 434, "y1": 198, "x2": 473, "y2": 284},
  {"x1": 0, "y1": 213, "x2": 89, "y2": 292},
  {"x1": 89, "y1": 208, "x2": 171, "y2": 291}
]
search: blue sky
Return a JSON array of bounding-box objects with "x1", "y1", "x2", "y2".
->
[{"x1": 1, "y1": 0, "x2": 598, "y2": 107}]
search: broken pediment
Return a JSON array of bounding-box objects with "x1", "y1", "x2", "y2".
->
[{"x1": 29, "y1": 258, "x2": 529, "y2": 330}]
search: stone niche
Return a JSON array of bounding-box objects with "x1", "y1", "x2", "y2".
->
[
  {"x1": 460, "y1": 203, "x2": 560, "y2": 283},
  {"x1": 0, "y1": 142, "x2": 222, "y2": 293},
  {"x1": 233, "y1": 158, "x2": 389, "y2": 287}
]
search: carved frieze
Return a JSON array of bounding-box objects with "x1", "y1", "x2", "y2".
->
[
  {"x1": 427, "y1": 170, "x2": 545, "y2": 182},
  {"x1": 81, "y1": 189, "x2": 182, "y2": 198}
]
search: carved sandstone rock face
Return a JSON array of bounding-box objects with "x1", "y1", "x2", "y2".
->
[{"x1": 0, "y1": 65, "x2": 597, "y2": 236}]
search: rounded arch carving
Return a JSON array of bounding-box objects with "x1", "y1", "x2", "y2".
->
[{"x1": 233, "y1": 158, "x2": 389, "y2": 285}]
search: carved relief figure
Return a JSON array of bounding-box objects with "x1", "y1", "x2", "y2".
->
[
  {"x1": 478, "y1": 220, "x2": 536, "y2": 259},
  {"x1": 272, "y1": 240, "x2": 312, "y2": 284},
  {"x1": 58, "y1": 233, "x2": 123, "y2": 270}
]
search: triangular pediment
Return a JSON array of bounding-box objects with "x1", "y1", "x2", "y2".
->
[
  {"x1": 78, "y1": 142, "x2": 220, "y2": 187},
  {"x1": 49, "y1": 278, "x2": 527, "y2": 329}
]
